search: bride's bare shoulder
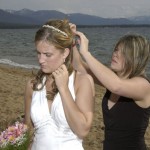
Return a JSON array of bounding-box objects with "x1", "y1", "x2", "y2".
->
[{"x1": 75, "y1": 71, "x2": 95, "y2": 96}]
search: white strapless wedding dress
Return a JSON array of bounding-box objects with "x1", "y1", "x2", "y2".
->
[{"x1": 30, "y1": 72, "x2": 84, "y2": 150}]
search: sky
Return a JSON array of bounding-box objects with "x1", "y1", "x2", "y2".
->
[{"x1": 0, "y1": 0, "x2": 150, "y2": 18}]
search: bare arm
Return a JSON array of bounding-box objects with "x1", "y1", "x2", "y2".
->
[
  {"x1": 24, "y1": 80, "x2": 34, "y2": 150},
  {"x1": 52, "y1": 64, "x2": 95, "y2": 139},
  {"x1": 73, "y1": 45, "x2": 101, "y2": 85},
  {"x1": 75, "y1": 31, "x2": 150, "y2": 107},
  {"x1": 24, "y1": 80, "x2": 33, "y2": 128}
]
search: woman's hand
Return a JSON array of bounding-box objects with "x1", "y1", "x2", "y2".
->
[
  {"x1": 69, "y1": 23, "x2": 77, "y2": 35},
  {"x1": 69, "y1": 23, "x2": 79, "y2": 46},
  {"x1": 69, "y1": 22, "x2": 89, "y2": 54},
  {"x1": 75, "y1": 31, "x2": 89, "y2": 55},
  {"x1": 52, "y1": 64, "x2": 69, "y2": 91}
]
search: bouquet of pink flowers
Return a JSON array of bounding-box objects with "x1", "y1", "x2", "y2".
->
[{"x1": 0, "y1": 121, "x2": 29, "y2": 150}]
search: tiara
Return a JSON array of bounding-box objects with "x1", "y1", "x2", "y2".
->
[{"x1": 42, "y1": 25, "x2": 68, "y2": 37}]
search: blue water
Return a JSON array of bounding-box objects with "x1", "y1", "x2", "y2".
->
[{"x1": 0, "y1": 26, "x2": 150, "y2": 75}]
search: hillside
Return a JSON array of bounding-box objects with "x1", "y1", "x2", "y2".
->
[{"x1": 0, "y1": 9, "x2": 150, "y2": 28}]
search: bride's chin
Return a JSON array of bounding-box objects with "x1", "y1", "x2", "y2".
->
[{"x1": 41, "y1": 69, "x2": 51, "y2": 74}]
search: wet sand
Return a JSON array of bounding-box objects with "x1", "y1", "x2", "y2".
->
[{"x1": 0, "y1": 64, "x2": 149, "y2": 150}]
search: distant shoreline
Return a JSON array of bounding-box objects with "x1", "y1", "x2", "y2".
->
[{"x1": 1, "y1": 24, "x2": 150, "y2": 29}]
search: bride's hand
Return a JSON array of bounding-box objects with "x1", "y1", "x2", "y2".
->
[{"x1": 52, "y1": 64, "x2": 69, "y2": 91}]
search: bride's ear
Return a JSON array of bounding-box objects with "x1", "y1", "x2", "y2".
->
[{"x1": 63, "y1": 48, "x2": 70, "y2": 60}]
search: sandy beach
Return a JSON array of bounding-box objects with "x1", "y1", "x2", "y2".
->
[{"x1": 0, "y1": 64, "x2": 149, "y2": 150}]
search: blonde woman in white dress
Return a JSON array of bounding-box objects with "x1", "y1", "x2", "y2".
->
[{"x1": 24, "y1": 19, "x2": 95, "y2": 150}]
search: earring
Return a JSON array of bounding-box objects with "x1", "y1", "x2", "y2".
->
[{"x1": 63, "y1": 58, "x2": 66, "y2": 63}]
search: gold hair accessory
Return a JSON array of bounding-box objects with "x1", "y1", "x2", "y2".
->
[{"x1": 42, "y1": 25, "x2": 68, "y2": 37}]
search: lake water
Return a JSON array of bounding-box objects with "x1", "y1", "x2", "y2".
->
[{"x1": 0, "y1": 26, "x2": 150, "y2": 76}]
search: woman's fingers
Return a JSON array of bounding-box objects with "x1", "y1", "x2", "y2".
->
[
  {"x1": 52, "y1": 64, "x2": 67, "y2": 77},
  {"x1": 69, "y1": 23, "x2": 77, "y2": 34},
  {"x1": 52, "y1": 64, "x2": 69, "y2": 89}
]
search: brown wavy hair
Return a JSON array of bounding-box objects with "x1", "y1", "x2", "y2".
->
[{"x1": 31, "y1": 19, "x2": 74, "y2": 100}]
